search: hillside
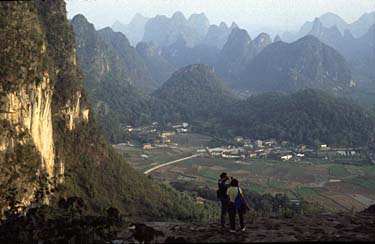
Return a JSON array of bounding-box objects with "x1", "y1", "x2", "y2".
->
[
  {"x1": 215, "y1": 28, "x2": 256, "y2": 86},
  {"x1": 0, "y1": 1, "x2": 215, "y2": 221},
  {"x1": 219, "y1": 89, "x2": 375, "y2": 147},
  {"x1": 136, "y1": 41, "x2": 177, "y2": 85},
  {"x1": 239, "y1": 35, "x2": 352, "y2": 93},
  {"x1": 152, "y1": 64, "x2": 235, "y2": 122},
  {"x1": 161, "y1": 38, "x2": 220, "y2": 69},
  {"x1": 71, "y1": 15, "x2": 156, "y2": 142}
]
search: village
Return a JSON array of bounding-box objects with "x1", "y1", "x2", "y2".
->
[
  {"x1": 118, "y1": 121, "x2": 369, "y2": 164},
  {"x1": 201, "y1": 137, "x2": 368, "y2": 163}
]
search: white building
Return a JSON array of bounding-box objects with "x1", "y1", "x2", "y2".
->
[{"x1": 281, "y1": 155, "x2": 293, "y2": 161}]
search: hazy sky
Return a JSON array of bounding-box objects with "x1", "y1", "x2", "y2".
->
[{"x1": 66, "y1": 0, "x2": 375, "y2": 31}]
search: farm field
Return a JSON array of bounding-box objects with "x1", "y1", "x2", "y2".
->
[{"x1": 114, "y1": 133, "x2": 375, "y2": 212}]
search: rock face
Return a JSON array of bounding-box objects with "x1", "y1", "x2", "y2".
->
[
  {"x1": 0, "y1": 1, "x2": 89, "y2": 210},
  {"x1": 1, "y1": 73, "x2": 55, "y2": 177}
]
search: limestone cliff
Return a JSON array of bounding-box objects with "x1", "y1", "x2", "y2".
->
[{"x1": 0, "y1": 1, "x2": 89, "y2": 213}]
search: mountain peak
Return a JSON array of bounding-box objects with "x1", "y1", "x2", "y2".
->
[
  {"x1": 230, "y1": 22, "x2": 239, "y2": 30},
  {"x1": 219, "y1": 22, "x2": 228, "y2": 29},
  {"x1": 72, "y1": 14, "x2": 92, "y2": 27},
  {"x1": 254, "y1": 32, "x2": 272, "y2": 55},
  {"x1": 71, "y1": 14, "x2": 96, "y2": 37},
  {"x1": 172, "y1": 11, "x2": 187, "y2": 23},
  {"x1": 274, "y1": 35, "x2": 282, "y2": 42},
  {"x1": 254, "y1": 33, "x2": 272, "y2": 43},
  {"x1": 188, "y1": 12, "x2": 208, "y2": 22},
  {"x1": 227, "y1": 28, "x2": 252, "y2": 45}
]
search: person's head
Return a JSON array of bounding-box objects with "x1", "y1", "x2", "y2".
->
[
  {"x1": 220, "y1": 172, "x2": 227, "y2": 179},
  {"x1": 230, "y1": 178, "x2": 239, "y2": 187}
]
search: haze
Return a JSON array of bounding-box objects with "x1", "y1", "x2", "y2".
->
[{"x1": 66, "y1": 0, "x2": 375, "y2": 32}]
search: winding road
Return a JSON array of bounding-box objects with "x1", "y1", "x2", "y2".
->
[{"x1": 144, "y1": 154, "x2": 201, "y2": 175}]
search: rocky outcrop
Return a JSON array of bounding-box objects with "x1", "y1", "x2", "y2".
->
[
  {"x1": 254, "y1": 32, "x2": 272, "y2": 55},
  {"x1": 0, "y1": 72, "x2": 55, "y2": 177},
  {"x1": 143, "y1": 212, "x2": 375, "y2": 243}
]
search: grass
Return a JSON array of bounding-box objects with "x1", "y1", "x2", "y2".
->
[
  {"x1": 346, "y1": 177, "x2": 375, "y2": 191},
  {"x1": 328, "y1": 165, "x2": 351, "y2": 178}
]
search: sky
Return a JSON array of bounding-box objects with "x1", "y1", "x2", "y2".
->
[{"x1": 66, "y1": 0, "x2": 375, "y2": 32}]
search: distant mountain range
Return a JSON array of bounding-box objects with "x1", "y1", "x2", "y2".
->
[
  {"x1": 282, "y1": 14, "x2": 375, "y2": 80},
  {"x1": 238, "y1": 35, "x2": 352, "y2": 93},
  {"x1": 143, "y1": 11, "x2": 209, "y2": 47},
  {"x1": 112, "y1": 13, "x2": 149, "y2": 46},
  {"x1": 283, "y1": 12, "x2": 375, "y2": 41},
  {"x1": 71, "y1": 12, "x2": 374, "y2": 146}
]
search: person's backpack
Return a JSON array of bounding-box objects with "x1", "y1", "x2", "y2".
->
[{"x1": 234, "y1": 187, "x2": 244, "y2": 210}]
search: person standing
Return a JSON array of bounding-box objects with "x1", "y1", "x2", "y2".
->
[
  {"x1": 226, "y1": 178, "x2": 249, "y2": 233},
  {"x1": 217, "y1": 172, "x2": 231, "y2": 227}
]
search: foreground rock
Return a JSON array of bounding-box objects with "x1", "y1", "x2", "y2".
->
[{"x1": 143, "y1": 212, "x2": 374, "y2": 243}]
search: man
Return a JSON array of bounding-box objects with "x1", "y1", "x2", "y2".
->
[{"x1": 217, "y1": 172, "x2": 231, "y2": 227}]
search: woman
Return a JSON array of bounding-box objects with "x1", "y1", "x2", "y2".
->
[{"x1": 226, "y1": 178, "x2": 249, "y2": 233}]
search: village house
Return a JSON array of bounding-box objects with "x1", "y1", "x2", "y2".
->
[
  {"x1": 176, "y1": 128, "x2": 188, "y2": 133},
  {"x1": 281, "y1": 155, "x2": 293, "y2": 161},
  {"x1": 161, "y1": 131, "x2": 176, "y2": 137},
  {"x1": 254, "y1": 140, "x2": 263, "y2": 148},
  {"x1": 143, "y1": 143, "x2": 153, "y2": 149},
  {"x1": 162, "y1": 138, "x2": 171, "y2": 144},
  {"x1": 320, "y1": 144, "x2": 328, "y2": 149},
  {"x1": 264, "y1": 139, "x2": 276, "y2": 147},
  {"x1": 248, "y1": 153, "x2": 257, "y2": 158}
]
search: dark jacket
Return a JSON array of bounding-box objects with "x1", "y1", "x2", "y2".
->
[{"x1": 217, "y1": 178, "x2": 230, "y2": 200}]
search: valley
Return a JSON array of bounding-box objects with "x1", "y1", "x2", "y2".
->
[{"x1": 114, "y1": 132, "x2": 375, "y2": 213}]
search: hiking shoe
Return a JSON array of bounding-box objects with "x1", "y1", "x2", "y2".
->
[
  {"x1": 229, "y1": 229, "x2": 236, "y2": 233},
  {"x1": 241, "y1": 227, "x2": 246, "y2": 232}
]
